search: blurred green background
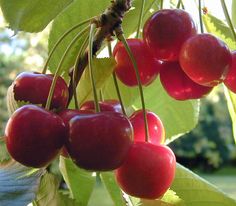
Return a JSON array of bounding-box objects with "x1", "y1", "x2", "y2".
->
[{"x1": 0, "y1": 8, "x2": 235, "y2": 201}]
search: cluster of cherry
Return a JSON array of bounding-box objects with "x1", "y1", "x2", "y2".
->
[{"x1": 114, "y1": 9, "x2": 235, "y2": 100}]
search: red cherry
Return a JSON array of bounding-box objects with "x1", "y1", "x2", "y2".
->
[
  {"x1": 13, "y1": 72, "x2": 69, "y2": 110},
  {"x1": 5, "y1": 105, "x2": 66, "y2": 168},
  {"x1": 179, "y1": 34, "x2": 232, "y2": 86},
  {"x1": 58, "y1": 109, "x2": 94, "y2": 157},
  {"x1": 224, "y1": 51, "x2": 236, "y2": 93},
  {"x1": 80, "y1": 99, "x2": 122, "y2": 113},
  {"x1": 113, "y1": 39, "x2": 161, "y2": 87},
  {"x1": 66, "y1": 112, "x2": 133, "y2": 171},
  {"x1": 143, "y1": 9, "x2": 197, "y2": 61},
  {"x1": 116, "y1": 142, "x2": 176, "y2": 199},
  {"x1": 129, "y1": 109, "x2": 165, "y2": 144},
  {"x1": 160, "y1": 61, "x2": 213, "y2": 100}
]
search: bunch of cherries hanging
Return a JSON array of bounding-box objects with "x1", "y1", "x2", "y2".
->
[{"x1": 4, "y1": 8, "x2": 235, "y2": 200}]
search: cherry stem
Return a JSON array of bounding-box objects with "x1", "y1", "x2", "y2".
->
[
  {"x1": 198, "y1": 0, "x2": 204, "y2": 33},
  {"x1": 41, "y1": 18, "x2": 92, "y2": 74},
  {"x1": 220, "y1": 0, "x2": 236, "y2": 42},
  {"x1": 88, "y1": 23, "x2": 100, "y2": 113},
  {"x1": 136, "y1": 0, "x2": 145, "y2": 38},
  {"x1": 72, "y1": 36, "x2": 89, "y2": 109},
  {"x1": 160, "y1": 0, "x2": 163, "y2": 9},
  {"x1": 45, "y1": 25, "x2": 90, "y2": 110},
  {"x1": 116, "y1": 31, "x2": 149, "y2": 142},
  {"x1": 107, "y1": 42, "x2": 127, "y2": 115},
  {"x1": 176, "y1": 0, "x2": 183, "y2": 8}
]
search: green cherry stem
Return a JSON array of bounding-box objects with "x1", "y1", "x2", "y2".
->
[
  {"x1": 176, "y1": 0, "x2": 182, "y2": 9},
  {"x1": 116, "y1": 32, "x2": 149, "y2": 142},
  {"x1": 45, "y1": 25, "x2": 90, "y2": 110},
  {"x1": 107, "y1": 41, "x2": 127, "y2": 115},
  {"x1": 72, "y1": 36, "x2": 89, "y2": 109},
  {"x1": 220, "y1": 0, "x2": 236, "y2": 42},
  {"x1": 160, "y1": 0, "x2": 163, "y2": 9},
  {"x1": 136, "y1": 0, "x2": 146, "y2": 38},
  {"x1": 41, "y1": 18, "x2": 93, "y2": 74},
  {"x1": 88, "y1": 23, "x2": 100, "y2": 113},
  {"x1": 198, "y1": 0, "x2": 204, "y2": 33}
]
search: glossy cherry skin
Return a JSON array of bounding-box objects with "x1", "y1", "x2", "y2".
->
[
  {"x1": 13, "y1": 72, "x2": 69, "y2": 110},
  {"x1": 224, "y1": 51, "x2": 236, "y2": 93},
  {"x1": 113, "y1": 39, "x2": 161, "y2": 87},
  {"x1": 66, "y1": 112, "x2": 133, "y2": 171},
  {"x1": 129, "y1": 109, "x2": 165, "y2": 144},
  {"x1": 143, "y1": 9, "x2": 197, "y2": 61},
  {"x1": 80, "y1": 99, "x2": 122, "y2": 113},
  {"x1": 5, "y1": 105, "x2": 66, "y2": 168},
  {"x1": 116, "y1": 142, "x2": 176, "y2": 199},
  {"x1": 160, "y1": 61, "x2": 213, "y2": 100},
  {"x1": 179, "y1": 34, "x2": 232, "y2": 87},
  {"x1": 58, "y1": 109, "x2": 94, "y2": 157}
]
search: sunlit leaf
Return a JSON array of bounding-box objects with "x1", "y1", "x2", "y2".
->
[
  {"x1": 0, "y1": 0, "x2": 73, "y2": 32},
  {"x1": 232, "y1": 0, "x2": 236, "y2": 28}
]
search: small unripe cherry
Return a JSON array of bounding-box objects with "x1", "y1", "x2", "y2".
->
[
  {"x1": 160, "y1": 61, "x2": 213, "y2": 100},
  {"x1": 129, "y1": 109, "x2": 165, "y2": 144}
]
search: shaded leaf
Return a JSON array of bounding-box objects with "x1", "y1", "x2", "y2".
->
[
  {"x1": 171, "y1": 163, "x2": 236, "y2": 206},
  {"x1": 48, "y1": 0, "x2": 110, "y2": 78},
  {"x1": 0, "y1": 0, "x2": 73, "y2": 32},
  {"x1": 0, "y1": 161, "x2": 45, "y2": 206},
  {"x1": 59, "y1": 157, "x2": 96, "y2": 206},
  {"x1": 101, "y1": 172, "x2": 126, "y2": 206},
  {"x1": 0, "y1": 137, "x2": 10, "y2": 163}
]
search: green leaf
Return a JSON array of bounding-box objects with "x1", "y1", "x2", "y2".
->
[
  {"x1": 101, "y1": 172, "x2": 126, "y2": 206},
  {"x1": 132, "y1": 78, "x2": 200, "y2": 141},
  {"x1": 0, "y1": 0, "x2": 73, "y2": 32},
  {"x1": 0, "y1": 161, "x2": 45, "y2": 206},
  {"x1": 48, "y1": 0, "x2": 110, "y2": 78},
  {"x1": 59, "y1": 157, "x2": 96, "y2": 206},
  {"x1": 140, "y1": 190, "x2": 185, "y2": 206},
  {"x1": 76, "y1": 57, "x2": 116, "y2": 105},
  {"x1": 203, "y1": 13, "x2": 236, "y2": 50},
  {"x1": 34, "y1": 172, "x2": 78, "y2": 206},
  {"x1": 232, "y1": 0, "x2": 236, "y2": 28},
  {"x1": 171, "y1": 163, "x2": 236, "y2": 206},
  {"x1": 0, "y1": 137, "x2": 10, "y2": 163},
  {"x1": 224, "y1": 87, "x2": 236, "y2": 144}
]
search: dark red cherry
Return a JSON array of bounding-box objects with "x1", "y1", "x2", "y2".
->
[
  {"x1": 129, "y1": 109, "x2": 165, "y2": 144},
  {"x1": 179, "y1": 34, "x2": 232, "y2": 86},
  {"x1": 58, "y1": 109, "x2": 94, "y2": 157},
  {"x1": 116, "y1": 142, "x2": 176, "y2": 199},
  {"x1": 224, "y1": 51, "x2": 236, "y2": 93},
  {"x1": 113, "y1": 38, "x2": 161, "y2": 87},
  {"x1": 66, "y1": 112, "x2": 133, "y2": 171},
  {"x1": 160, "y1": 61, "x2": 213, "y2": 100},
  {"x1": 13, "y1": 72, "x2": 69, "y2": 110},
  {"x1": 5, "y1": 105, "x2": 66, "y2": 168},
  {"x1": 80, "y1": 99, "x2": 122, "y2": 113},
  {"x1": 143, "y1": 9, "x2": 197, "y2": 61}
]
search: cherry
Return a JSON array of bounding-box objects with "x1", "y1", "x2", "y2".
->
[
  {"x1": 80, "y1": 99, "x2": 122, "y2": 113},
  {"x1": 13, "y1": 72, "x2": 69, "y2": 110},
  {"x1": 113, "y1": 38, "x2": 161, "y2": 87},
  {"x1": 224, "y1": 51, "x2": 236, "y2": 93},
  {"x1": 66, "y1": 112, "x2": 133, "y2": 171},
  {"x1": 179, "y1": 33, "x2": 232, "y2": 87},
  {"x1": 143, "y1": 9, "x2": 197, "y2": 61},
  {"x1": 116, "y1": 142, "x2": 176, "y2": 199},
  {"x1": 129, "y1": 109, "x2": 165, "y2": 144},
  {"x1": 5, "y1": 105, "x2": 66, "y2": 168},
  {"x1": 160, "y1": 61, "x2": 213, "y2": 100},
  {"x1": 58, "y1": 109, "x2": 94, "y2": 157}
]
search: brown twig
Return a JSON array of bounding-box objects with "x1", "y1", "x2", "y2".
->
[{"x1": 67, "y1": 0, "x2": 132, "y2": 105}]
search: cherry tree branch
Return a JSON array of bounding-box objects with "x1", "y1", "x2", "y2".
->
[{"x1": 67, "y1": 0, "x2": 132, "y2": 105}]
